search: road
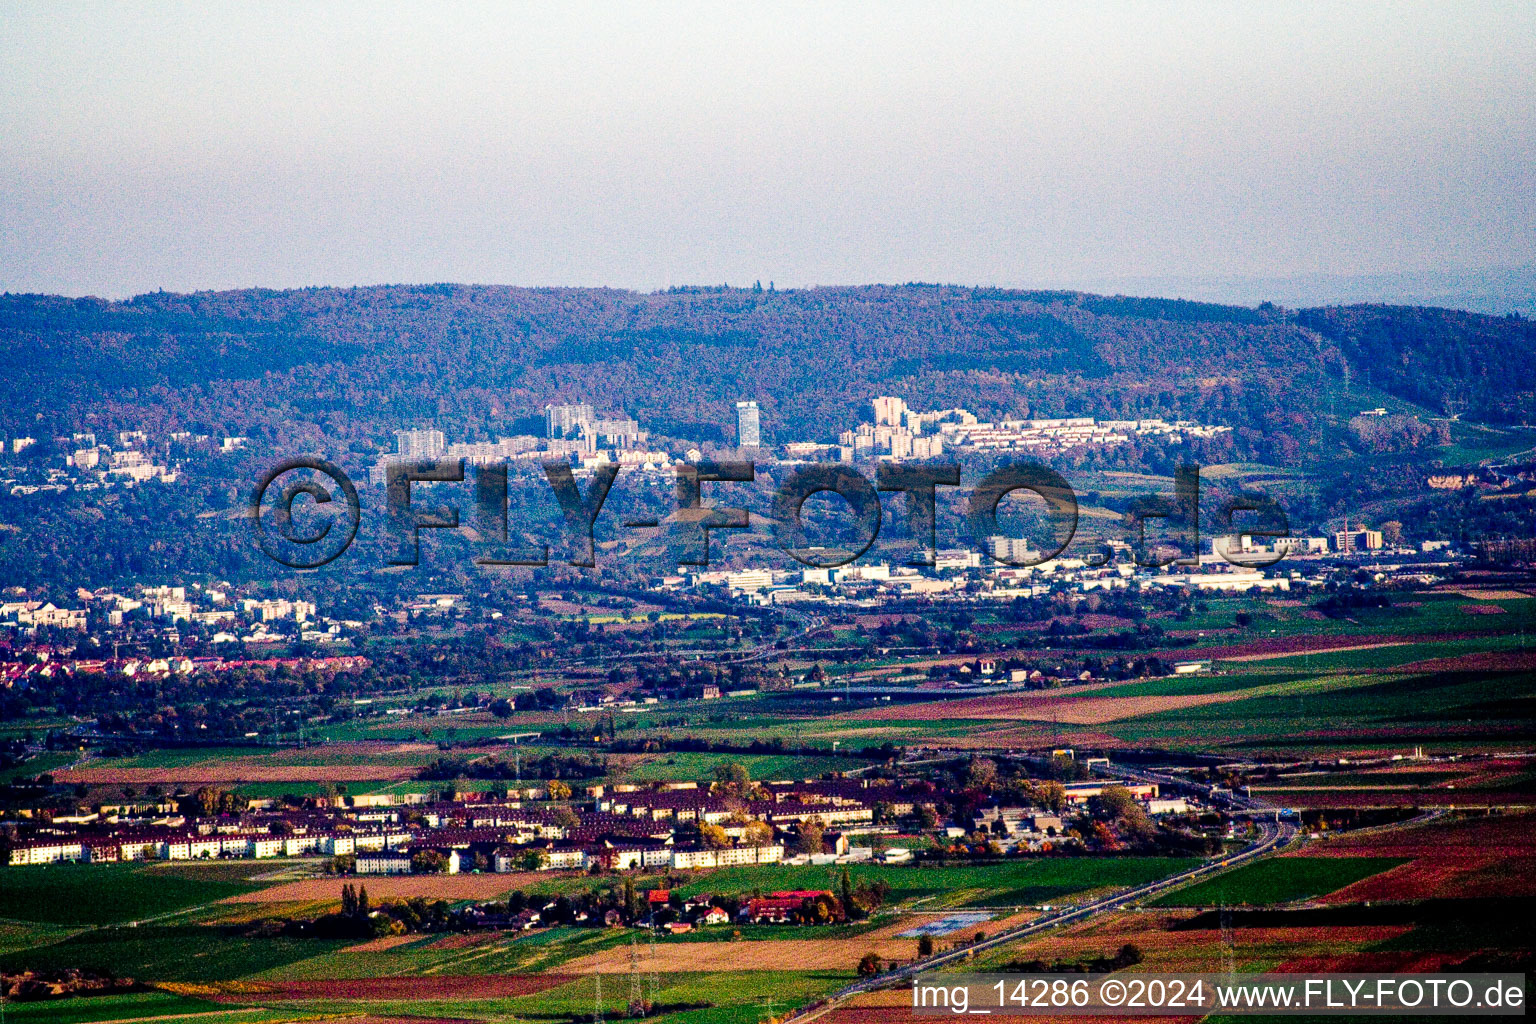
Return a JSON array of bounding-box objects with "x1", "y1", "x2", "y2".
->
[
  {"x1": 789, "y1": 752, "x2": 1302, "y2": 1021},
  {"x1": 790, "y1": 815, "x2": 1298, "y2": 1021}
]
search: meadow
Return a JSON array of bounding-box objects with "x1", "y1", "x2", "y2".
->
[
  {"x1": 1151, "y1": 857, "x2": 1407, "y2": 907},
  {"x1": 0, "y1": 750, "x2": 73, "y2": 783},
  {"x1": 257, "y1": 968, "x2": 855, "y2": 1024},
  {"x1": 1097, "y1": 666, "x2": 1536, "y2": 753},
  {"x1": 0, "y1": 991, "x2": 233, "y2": 1024},
  {"x1": 247, "y1": 923, "x2": 636, "y2": 980},
  {"x1": 621, "y1": 751, "x2": 869, "y2": 782},
  {"x1": 0, "y1": 862, "x2": 266, "y2": 926},
  {"x1": 0, "y1": 925, "x2": 349, "y2": 983}
]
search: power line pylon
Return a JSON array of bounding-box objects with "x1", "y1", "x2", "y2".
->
[
  {"x1": 648, "y1": 928, "x2": 659, "y2": 1010},
  {"x1": 629, "y1": 933, "x2": 644, "y2": 1015}
]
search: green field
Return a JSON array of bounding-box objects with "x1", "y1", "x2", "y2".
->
[
  {"x1": 1151, "y1": 857, "x2": 1407, "y2": 907},
  {"x1": 1136, "y1": 593, "x2": 1536, "y2": 645},
  {"x1": 0, "y1": 924, "x2": 348, "y2": 983},
  {"x1": 0, "y1": 918, "x2": 74, "y2": 955},
  {"x1": 267, "y1": 969, "x2": 854, "y2": 1024},
  {"x1": 0, "y1": 991, "x2": 232, "y2": 1024},
  {"x1": 1099, "y1": 666, "x2": 1536, "y2": 753},
  {"x1": 623, "y1": 751, "x2": 869, "y2": 782},
  {"x1": 0, "y1": 862, "x2": 266, "y2": 926},
  {"x1": 0, "y1": 750, "x2": 73, "y2": 783},
  {"x1": 248, "y1": 923, "x2": 635, "y2": 980},
  {"x1": 1090, "y1": 670, "x2": 1306, "y2": 699}
]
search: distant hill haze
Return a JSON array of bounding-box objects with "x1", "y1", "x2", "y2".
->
[{"x1": 2, "y1": 285, "x2": 1532, "y2": 463}]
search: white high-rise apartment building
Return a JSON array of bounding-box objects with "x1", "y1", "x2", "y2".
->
[
  {"x1": 736, "y1": 401, "x2": 761, "y2": 447},
  {"x1": 871, "y1": 396, "x2": 907, "y2": 427},
  {"x1": 395, "y1": 428, "x2": 445, "y2": 458},
  {"x1": 545, "y1": 403, "x2": 595, "y2": 439}
]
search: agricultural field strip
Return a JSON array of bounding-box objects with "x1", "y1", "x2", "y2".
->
[
  {"x1": 1222, "y1": 642, "x2": 1416, "y2": 663},
  {"x1": 1148, "y1": 857, "x2": 1409, "y2": 907},
  {"x1": 0, "y1": 863, "x2": 273, "y2": 927},
  {"x1": 883, "y1": 672, "x2": 1402, "y2": 726},
  {"x1": 242, "y1": 969, "x2": 854, "y2": 1024}
]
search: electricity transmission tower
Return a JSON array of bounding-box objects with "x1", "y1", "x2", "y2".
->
[
  {"x1": 649, "y1": 929, "x2": 660, "y2": 1010},
  {"x1": 629, "y1": 933, "x2": 644, "y2": 1015}
]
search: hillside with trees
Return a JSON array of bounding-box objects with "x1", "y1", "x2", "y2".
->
[
  {"x1": 1, "y1": 285, "x2": 1532, "y2": 589},
  {"x1": 3, "y1": 285, "x2": 1530, "y2": 463}
]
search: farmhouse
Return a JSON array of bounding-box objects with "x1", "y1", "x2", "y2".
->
[{"x1": 744, "y1": 890, "x2": 833, "y2": 924}]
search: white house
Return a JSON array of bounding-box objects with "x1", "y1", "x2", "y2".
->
[
  {"x1": 671, "y1": 844, "x2": 783, "y2": 870},
  {"x1": 357, "y1": 852, "x2": 413, "y2": 875},
  {"x1": 7, "y1": 839, "x2": 85, "y2": 866}
]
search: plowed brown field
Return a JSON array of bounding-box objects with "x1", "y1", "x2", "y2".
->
[
  {"x1": 1298, "y1": 812, "x2": 1536, "y2": 902},
  {"x1": 985, "y1": 910, "x2": 1408, "y2": 973},
  {"x1": 226, "y1": 871, "x2": 549, "y2": 903},
  {"x1": 564, "y1": 916, "x2": 945, "y2": 973},
  {"x1": 846, "y1": 690, "x2": 1251, "y2": 726},
  {"x1": 56, "y1": 741, "x2": 460, "y2": 785}
]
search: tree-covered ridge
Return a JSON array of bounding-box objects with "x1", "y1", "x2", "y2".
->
[
  {"x1": 1, "y1": 285, "x2": 1531, "y2": 463},
  {"x1": 1297, "y1": 305, "x2": 1536, "y2": 423}
]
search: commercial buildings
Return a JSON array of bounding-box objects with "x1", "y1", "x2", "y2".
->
[{"x1": 1333, "y1": 527, "x2": 1385, "y2": 552}]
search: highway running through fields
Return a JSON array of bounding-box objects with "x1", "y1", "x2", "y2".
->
[{"x1": 790, "y1": 816, "x2": 1299, "y2": 1021}]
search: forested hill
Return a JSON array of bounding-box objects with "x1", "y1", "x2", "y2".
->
[{"x1": 2, "y1": 285, "x2": 1532, "y2": 463}]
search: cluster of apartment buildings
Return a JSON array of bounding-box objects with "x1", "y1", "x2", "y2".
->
[
  {"x1": 5, "y1": 429, "x2": 192, "y2": 490},
  {"x1": 2, "y1": 429, "x2": 256, "y2": 497},
  {"x1": 371, "y1": 419, "x2": 678, "y2": 485},
  {"x1": 3, "y1": 778, "x2": 910, "y2": 874},
  {"x1": 941, "y1": 415, "x2": 1230, "y2": 454},
  {"x1": 0, "y1": 645, "x2": 366, "y2": 688},
  {"x1": 776, "y1": 397, "x2": 1232, "y2": 465},
  {"x1": 64, "y1": 445, "x2": 178, "y2": 485},
  {"x1": 667, "y1": 542, "x2": 1309, "y2": 608},
  {"x1": 0, "y1": 582, "x2": 345, "y2": 646}
]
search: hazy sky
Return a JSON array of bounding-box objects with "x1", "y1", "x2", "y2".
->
[{"x1": 2, "y1": 2, "x2": 1533, "y2": 297}]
